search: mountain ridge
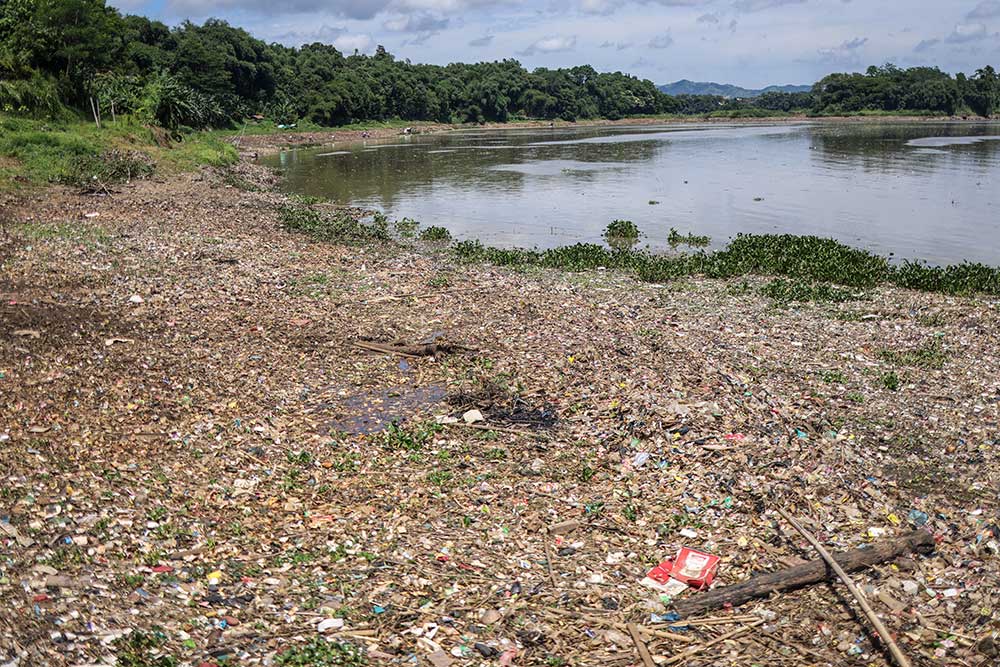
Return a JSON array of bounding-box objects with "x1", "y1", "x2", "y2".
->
[{"x1": 658, "y1": 79, "x2": 813, "y2": 98}]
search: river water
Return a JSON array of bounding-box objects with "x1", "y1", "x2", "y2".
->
[{"x1": 266, "y1": 122, "x2": 1000, "y2": 266}]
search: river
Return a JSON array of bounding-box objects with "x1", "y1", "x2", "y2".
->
[{"x1": 265, "y1": 121, "x2": 1000, "y2": 266}]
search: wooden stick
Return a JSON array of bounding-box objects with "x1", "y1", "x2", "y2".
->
[
  {"x1": 777, "y1": 508, "x2": 912, "y2": 667},
  {"x1": 663, "y1": 619, "x2": 764, "y2": 666},
  {"x1": 627, "y1": 623, "x2": 656, "y2": 667},
  {"x1": 542, "y1": 530, "x2": 559, "y2": 589},
  {"x1": 672, "y1": 529, "x2": 934, "y2": 618},
  {"x1": 441, "y1": 421, "x2": 551, "y2": 441}
]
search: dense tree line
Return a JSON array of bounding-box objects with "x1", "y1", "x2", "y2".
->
[
  {"x1": 812, "y1": 64, "x2": 999, "y2": 117},
  {"x1": 1, "y1": 0, "x2": 998, "y2": 130}
]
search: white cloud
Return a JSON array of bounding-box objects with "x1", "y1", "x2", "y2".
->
[
  {"x1": 648, "y1": 32, "x2": 674, "y2": 48},
  {"x1": 946, "y1": 23, "x2": 989, "y2": 43},
  {"x1": 967, "y1": 1, "x2": 1000, "y2": 19},
  {"x1": 519, "y1": 35, "x2": 577, "y2": 55}
]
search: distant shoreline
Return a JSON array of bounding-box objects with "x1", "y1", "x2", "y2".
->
[{"x1": 234, "y1": 114, "x2": 998, "y2": 157}]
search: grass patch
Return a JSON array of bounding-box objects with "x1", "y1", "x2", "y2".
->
[
  {"x1": 0, "y1": 113, "x2": 236, "y2": 191},
  {"x1": 878, "y1": 339, "x2": 947, "y2": 369}
]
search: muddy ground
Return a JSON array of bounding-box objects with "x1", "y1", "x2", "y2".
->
[{"x1": 0, "y1": 158, "x2": 997, "y2": 667}]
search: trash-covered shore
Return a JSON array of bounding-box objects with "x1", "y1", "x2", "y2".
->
[{"x1": 1, "y1": 160, "x2": 998, "y2": 667}]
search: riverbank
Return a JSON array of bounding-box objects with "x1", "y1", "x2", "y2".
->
[
  {"x1": 1, "y1": 158, "x2": 998, "y2": 667},
  {"x1": 228, "y1": 113, "x2": 988, "y2": 157}
]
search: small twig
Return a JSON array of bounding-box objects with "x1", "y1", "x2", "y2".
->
[
  {"x1": 627, "y1": 623, "x2": 656, "y2": 667},
  {"x1": 777, "y1": 508, "x2": 911, "y2": 667},
  {"x1": 663, "y1": 619, "x2": 764, "y2": 666},
  {"x1": 441, "y1": 421, "x2": 551, "y2": 441},
  {"x1": 542, "y1": 530, "x2": 558, "y2": 589}
]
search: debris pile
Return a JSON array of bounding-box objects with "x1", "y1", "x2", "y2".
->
[{"x1": 1, "y1": 164, "x2": 998, "y2": 666}]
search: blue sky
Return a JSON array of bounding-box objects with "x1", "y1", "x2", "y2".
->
[{"x1": 109, "y1": 0, "x2": 1000, "y2": 87}]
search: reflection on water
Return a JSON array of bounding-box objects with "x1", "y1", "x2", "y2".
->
[{"x1": 266, "y1": 121, "x2": 1000, "y2": 265}]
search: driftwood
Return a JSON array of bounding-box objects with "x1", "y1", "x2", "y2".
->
[
  {"x1": 672, "y1": 529, "x2": 934, "y2": 618},
  {"x1": 779, "y1": 509, "x2": 912, "y2": 667},
  {"x1": 352, "y1": 338, "x2": 476, "y2": 358}
]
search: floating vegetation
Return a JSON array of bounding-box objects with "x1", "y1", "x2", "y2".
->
[
  {"x1": 393, "y1": 217, "x2": 420, "y2": 237},
  {"x1": 276, "y1": 638, "x2": 367, "y2": 666},
  {"x1": 603, "y1": 219, "x2": 640, "y2": 241},
  {"x1": 419, "y1": 225, "x2": 452, "y2": 242},
  {"x1": 759, "y1": 278, "x2": 861, "y2": 304},
  {"x1": 667, "y1": 227, "x2": 711, "y2": 248},
  {"x1": 280, "y1": 203, "x2": 390, "y2": 245}
]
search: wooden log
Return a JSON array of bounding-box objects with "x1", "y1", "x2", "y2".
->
[
  {"x1": 672, "y1": 529, "x2": 934, "y2": 618},
  {"x1": 778, "y1": 509, "x2": 911, "y2": 667}
]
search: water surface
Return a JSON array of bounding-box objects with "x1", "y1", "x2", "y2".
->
[{"x1": 266, "y1": 122, "x2": 1000, "y2": 265}]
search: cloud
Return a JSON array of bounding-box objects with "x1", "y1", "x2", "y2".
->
[
  {"x1": 946, "y1": 23, "x2": 989, "y2": 43},
  {"x1": 648, "y1": 32, "x2": 674, "y2": 48},
  {"x1": 383, "y1": 12, "x2": 449, "y2": 32},
  {"x1": 697, "y1": 12, "x2": 721, "y2": 23},
  {"x1": 518, "y1": 35, "x2": 577, "y2": 55},
  {"x1": 165, "y1": 0, "x2": 503, "y2": 21},
  {"x1": 967, "y1": 0, "x2": 1000, "y2": 19},
  {"x1": 468, "y1": 34, "x2": 493, "y2": 46},
  {"x1": 271, "y1": 24, "x2": 374, "y2": 51},
  {"x1": 815, "y1": 36, "x2": 868, "y2": 65},
  {"x1": 166, "y1": 0, "x2": 391, "y2": 21},
  {"x1": 733, "y1": 0, "x2": 807, "y2": 13},
  {"x1": 913, "y1": 38, "x2": 940, "y2": 52}
]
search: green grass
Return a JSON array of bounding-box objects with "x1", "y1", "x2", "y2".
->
[{"x1": 0, "y1": 113, "x2": 237, "y2": 191}]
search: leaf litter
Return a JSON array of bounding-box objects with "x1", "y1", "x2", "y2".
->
[{"x1": 0, "y1": 159, "x2": 998, "y2": 667}]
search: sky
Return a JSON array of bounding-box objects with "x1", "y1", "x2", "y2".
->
[{"x1": 109, "y1": 0, "x2": 1000, "y2": 88}]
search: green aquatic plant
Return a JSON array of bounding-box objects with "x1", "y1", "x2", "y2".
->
[
  {"x1": 759, "y1": 278, "x2": 861, "y2": 304},
  {"x1": 393, "y1": 217, "x2": 420, "y2": 237},
  {"x1": 603, "y1": 219, "x2": 641, "y2": 249},
  {"x1": 667, "y1": 227, "x2": 711, "y2": 248},
  {"x1": 450, "y1": 232, "x2": 1000, "y2": 297},
  {"x1": 276, "y1": 638, "x2": 366, "y2": 666},
  {"x1": 280, "y1": 204, "x2": 390, "y2": 245},
  {"x1": 419, "y1": 225, "x2": 452, "y2": 242}
]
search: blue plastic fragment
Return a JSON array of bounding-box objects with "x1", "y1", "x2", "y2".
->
[{"x1": 908, "y1": 509, "x2": 929, "y2": 527}]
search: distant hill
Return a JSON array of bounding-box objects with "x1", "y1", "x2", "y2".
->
[{"x1": 658, "y1": 79, "x2": 813, "y2": 98}]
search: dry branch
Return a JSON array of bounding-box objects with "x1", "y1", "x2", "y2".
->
[{"x1": 672, "y1": 529, "x2": 934, "y2": 618}]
